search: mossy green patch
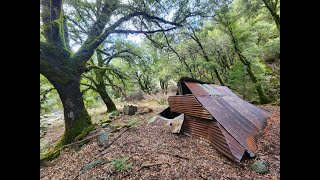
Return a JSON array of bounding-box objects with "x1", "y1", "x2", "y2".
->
[
  {"x1": 75, "y1": 123, "x2": 96, "y2": 141},
  {"x1": 40, "y1": 149, "x2": 60, "y2": 163},
  {"x1": 55, "y1": 108, "x2": 92, "y2": 148},
  {"x1": 75, "y1": 139, "x2": 90, "y2": 151},
  {"x1": 99, "y1": 118, "x2": 112, "y2": 124}
]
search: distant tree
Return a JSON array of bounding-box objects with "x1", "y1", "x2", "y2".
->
[
  {"x1": 40, "y1": 0, "x2": 204, "y2": 146},
  {"x1": 215, "y1": 3, "x2": 271, "y2": 103}
]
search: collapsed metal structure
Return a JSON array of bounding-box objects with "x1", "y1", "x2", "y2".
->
[{"x1": 161, "y1": 77, "x2": 270, "y2": 162}]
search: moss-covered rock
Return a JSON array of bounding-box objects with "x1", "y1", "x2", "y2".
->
[
  {"x1": 81, "y1": 160, "x2": 103, "y2": 171},
  {"x1": 40, "y1": 149, "x2": 60, "y2": 163},
  {"x1": 97, "y1": 130, "x2": 108, "y2": 146},
  {"x1": 250, "y1": 160, "x2": 269, "y2": 174}
]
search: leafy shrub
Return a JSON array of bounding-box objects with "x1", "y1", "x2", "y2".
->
[
  {"x1": 109, "y1": 157, "x2": 132, "y2": 171},
  {"x1": 124, "y1": 117, "x2": 140, "y2": 128}
]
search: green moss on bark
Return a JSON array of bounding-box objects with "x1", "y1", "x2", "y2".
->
[
  {"x1": 75, "y1": 124, "x2": 96, "y2": 141},
  {"x1": 56, "y1": 108, "x2": 92, "y2": 148},
  {"x1": 40, "y1": 149, "x2": 60, "y2": 163}
]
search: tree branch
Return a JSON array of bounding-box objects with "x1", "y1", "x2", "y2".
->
[
  {"x1": 73, "y1": 10, "x2": 182, "y2": 68},
  {"x1": 80, "y1": 83, "x2": 98, "y2": 92},
  {"x1": 40, "y1": 0, "x2": 66, "y2": 47},
  {"x1": 65, "y1": 15, "x2": 88, "y2": 34},
  {"x1": 111, "y1": 27, "x2": 178, "y2": 34},
  {"x1": 81, "y1": 74, "x2": 99, "y2": 88}
]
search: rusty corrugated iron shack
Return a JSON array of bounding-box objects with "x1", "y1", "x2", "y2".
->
[{"x1": 161, "y1": 77, "x2": 270, "y2": 162}]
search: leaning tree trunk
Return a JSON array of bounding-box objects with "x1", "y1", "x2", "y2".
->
[
  {"x1": 96, "y1": 84, "x2": 117, "y2": 112},
  {"x1": 227, "y1": 25, "x2": 270, "y2": 104},
  {"x1": 49, "y1": 74, "x2": 92, "y2": 146},
  {"x1": 245, "y1": 62, "x2": 270, "y2": 104}
]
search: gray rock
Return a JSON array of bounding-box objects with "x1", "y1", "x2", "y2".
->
[
  {"x1": 87, "y1": 130, "x2": 97, "y2": 136},
  {"x1": 101, "y1": 123, "x2": 109, "y2": 128},
  {"x1": 81, "y1": 160, "x2": 102, "y2": 171},
  {"x1": 250, "y1": 160, "x2": 268, "y2": 174},
  {"x1": 97, "y1": 130, "x2": 108, "y2": 146},
  {"x1": 106, "y1": 113, "x2": 115, "y2": 119},
  {"x1": 107, "y1": 111, "x2": 120, "y2": 119}
]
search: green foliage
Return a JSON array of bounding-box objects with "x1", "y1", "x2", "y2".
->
[
  {"x1": 123, "y1": 117, "x2": 140, "y2": 128},
  {"x1": 41, "y1": 0, "x2": 280, "y2": 117},
  {"x1": 157, "y1": 98, "x2": 168, "y2": 105},
  {"x1": 227, "y1": 61, "x2": 257, "y2": 101},
  {"x1": 40, "y1": 74, "x2": 62, "y2": 115},
  {"x1": 109, "y1": 157, "x2": 133, "y2": 172},
  {"x1": 111, "y1": 122, "x2": 123, "y2": 132}
]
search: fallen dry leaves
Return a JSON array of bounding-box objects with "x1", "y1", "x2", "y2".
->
[{"x1": 40, "y1": 104, "x2": 280, "y2": 180}]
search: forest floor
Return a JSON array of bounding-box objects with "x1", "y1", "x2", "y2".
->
[{"x1": 40, "y1": 96, "x2": 280, "y2": 180}]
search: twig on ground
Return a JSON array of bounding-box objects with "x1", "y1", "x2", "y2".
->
[
  {"x1": 120, "y1": 161, "x2": 178, "y2": 179},
  {"x1": 157, "y1": 151, "x2": 190, "y2": 160},
  {"x1": 99, "y1": 128, "x2": 130, "y2": 153}
]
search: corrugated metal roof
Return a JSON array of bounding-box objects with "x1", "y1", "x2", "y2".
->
[
  {"x1": 184, "y1": 82, "x2": 208, "y2": 96},
  {"x1": 184, "y1": 81, "x2": 269, "y2": 154},
  {"x1": 168, "y1": 95, "x2": 212, "y2": 120},
  {"x1": 182, "y1": 115, "x2": 240, "y2": 161}
]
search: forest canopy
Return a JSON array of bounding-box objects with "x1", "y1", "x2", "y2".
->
[{"x1": 40, "y1": 0, "x2": 280, "y2": 148}]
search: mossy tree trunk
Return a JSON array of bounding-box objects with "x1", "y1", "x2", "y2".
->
[
  {"x1": 94, "y1": 57, "x2": 117, "y2": 112},
  {"x1": 160, "y1": 78, "x2": 169, "y2": 94},
  {"x1": 190, "y1": 29, "x2": 224, "y2": 85},
  {"x1": 261, "y1": 0, "x2": 280, "y2": 31},
  {"x1": 96, "y1": 84, "x2": 117, "y2": 112},
  {"x1": 216, "y1": 11, "x2": 270, "y2": 104},
  {"x1": 41, "y1": 0, "x2": 189, "y2": 145},
  {"x1": 51, "y1": 74, "x2": 92, "y2": 145},
  {"x1": 227, "y1": 24, "x2": 270, "y2": 104}
]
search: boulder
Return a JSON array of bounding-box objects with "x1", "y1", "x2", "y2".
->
[
  {"x1": 97, "y1": 130, "x2": 108, "y2": 146},
  {"x1": 250, "y1": 160, "x2": 268, "y2": 174}
]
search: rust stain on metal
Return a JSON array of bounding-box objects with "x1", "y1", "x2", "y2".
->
[
  {"x1": 196, "y1": 95, "x2": 260, "y2": 152},
  {"x1": 182, "y1": 115, "x2": 239, "y2": 161},
  {"x1": 160, "y1": 78, "x2": 270, "y2": 162},
  {"x1": 168, "y1": 95, "x2": 212, "y2": 120},
  {"x1": 184, "y1": 82, "x2": 209, "y2": 96}
]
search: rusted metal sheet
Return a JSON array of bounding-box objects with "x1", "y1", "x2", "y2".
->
[
  {"x1": 209, "y1": 84, "x2": 239, "y2": 97},
  {"x1": 182, "y1": 115, "x2": 210, "y2": 139},
  {"x1": 184, "y1": 82, "x2": 209, "y2": 96},
  {"x1": 208, "y1": 121, "x2": 236, "y2": 161},
  {"x1": 162, "y1": 78, "x2": 270, "y2": 162},
  {"x1": 182, "y1": 115, "x2": 242, "y2": 162},
  {"x1": 221, "y1": 96, "x2": 269, "y2": 130},
  {"x1": 168, "y1": 95, "x2": 212, "y2": 120},
  {"x1": 218, "y1": 124, "x2": 246, "y2": 162},
  {"x1": 196, "y1": 95, "x2": 259, "y2": 152},
  {"x1": 202, "y1": 84, "x2": 224, "y2": 96}
]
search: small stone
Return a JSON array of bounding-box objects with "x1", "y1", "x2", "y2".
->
[
  {"x1": 81, "y1": 160, "x2": 102, "y2": 171},
  {"x1": 250, "y1": 160, "x2": 268, "y2": 174},
  {"x1": 87, "y1": 130, "x2": 97, "y2": 136},
  {"x1": 97, "y1": 130, "x2": 108, "y2": 146},
  {"x1": 101, "y1": 123, "x2": 109, "y2": 128},
  {"x1": 106, "y1": 111, "x2": 120, "y2": 119}
]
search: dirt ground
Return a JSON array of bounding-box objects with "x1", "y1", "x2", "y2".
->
[{"x1": 40, "y1": 104, "x2": 280, "y2": 180}]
